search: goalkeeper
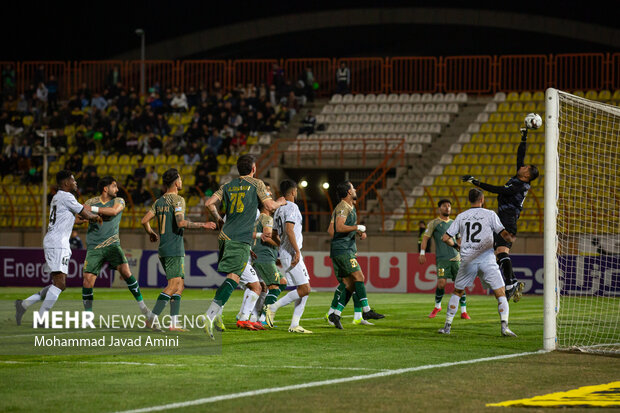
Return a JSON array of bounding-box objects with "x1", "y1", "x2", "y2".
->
[{"x1": 461, "y1": 126, "x2": 539, "y2": 302}]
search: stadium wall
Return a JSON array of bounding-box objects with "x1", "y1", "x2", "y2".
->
[{"x1": 0, "y1": 230, "x2": 544, "y2": 254}]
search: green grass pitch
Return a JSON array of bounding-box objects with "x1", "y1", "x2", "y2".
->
[{"x1": 0, "y1": 288, "x2": 617, "y2": 412}]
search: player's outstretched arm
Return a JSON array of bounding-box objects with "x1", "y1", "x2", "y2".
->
[
  {"x1": 516, "y1": 128, "x2": 528, "y2": 170},
  {"x1": 95, "y1": 202, "x2": 124, "y2": 217},
  {"x1": 263, "y1": 196, "x2": 287, "y2": 213},
  {"x1": 462, "y1": 175, "x2": 521, "y2": 195},
  {"x1": 175, "y1": 213, "x2": 216, "y2": 230},
  {"x1": 141, "y1": 210, "x2": 159, "y2": 242}
]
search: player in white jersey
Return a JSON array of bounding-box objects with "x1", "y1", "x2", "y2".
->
[
  {"x1": 15, "y1": 170, "x2": 102, "y2": 325},
  {"x1": 437, "y1": 188, "x2": 518, "y2": 337},
  {"x1": 264, "y1": 179, "x2": 312, "y2": 333}
]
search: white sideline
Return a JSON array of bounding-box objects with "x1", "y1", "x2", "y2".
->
[
  {"x1": 0, "y1": 360, "x2": 187, "y2": 367},
  {"x1": 116, "y1": 350, "x2": 548, "y2": 413}
]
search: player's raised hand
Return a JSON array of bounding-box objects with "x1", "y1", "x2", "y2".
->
[
  {"x1": 148, "y1": 231, "x2": 159, "y2": 243},
  {"x1": 520, "y1": 127, "x2": 528, "y2": 141},
  {"x1": 461, "y1": 175, "x2": 480, "y2": 185}
]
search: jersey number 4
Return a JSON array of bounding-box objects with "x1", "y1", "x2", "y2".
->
[
  {"x1": 49, "y1": 205, "x2": 57, "y2": 225},
  {"x1": 464, "y1": 222, "x2": 482, "y2": 243}
]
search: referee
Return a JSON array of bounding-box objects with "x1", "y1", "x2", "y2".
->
[{"x1": 461, "y1": 126, "x2": 539, "y2": 302}]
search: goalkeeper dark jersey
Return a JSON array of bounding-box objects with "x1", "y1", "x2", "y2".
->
[{"x1": 476, "y1": 140, "x2": 530, "y2": 220}]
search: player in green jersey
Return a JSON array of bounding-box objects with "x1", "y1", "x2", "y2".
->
[
  {"x1": 141, "y1": 169, "x2": 216, "y2": 331},
  {"x1": 419, "y1": 199, "x2": 470, "y2": 319},
  {"x1": 79, "y1": 176, "x2": 151, "y2": 317},
  {"x1": 325, "y1": 181, "x2": 385, "y2": 330},
  {"x1": 203, "y1": 154, "x2": 286, "y2": 339}
]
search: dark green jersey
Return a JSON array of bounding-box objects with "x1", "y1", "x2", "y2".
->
[
  {"x1": 252, "y1": 213, "x2": 278, "y2": 263},
  {"x1": 214, "y1": 176, "x2": 271, "y2": 245},
  {"x1": 84, "y1": 196, "x2": 124, "y2": 250},
  {"x1": 424, "y1": 217, "x2": 460, "y2": 261},
  {"x1": 330, "y1": 200, "x2": 357, "y2": 257},
  {"x1": 150, "y1": 193, "x2": 186, "y2": 257}
]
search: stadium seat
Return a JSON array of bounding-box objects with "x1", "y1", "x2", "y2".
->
[
  {"x1": 519, "y1": 91, "x2": 532, "y2": 101},
  {"x1": 506, "y1": 92, "x2": 519, "y2": 101}
]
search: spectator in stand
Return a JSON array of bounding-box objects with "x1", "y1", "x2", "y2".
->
[
  {"x1": 294, "y1": 80, "x2": 308, "y2": 106},
  {"x1": 298, "y1": 110, "x2": 316, "y2": 135},
  {"x1": 106, "y1": 65, "x2": 121, "y2": 90},
  {"x1": 171, "y1": 87, "x2": 189, "y2": 112},
  {"x1": 2, "y1": 64, "x2": 16, "y2": 97},
  {"x1": 35, "y1": 82, "x2": 48, "y2": 116},
  {"x1": 77, "y1": 82, "x2": 92, "y2": 102},
  {"x1": 195, "y1": 168, "x2": 210, "y2": 196},
  {"x1": 230, "y1": 130, "x2": 246, "y2": 155},
  {"x1": 91, "y1": 93, "x2": 108, "y2": 111},
  {"x1": 83, "y1": 169, "x2": 99, "y2": 195},
  {"x1": 69, "y1": 230, "x2": 84, "y2": 250},
  {"x1": 183, "y1": 143, "x2": 201, "y2": 166},
  {"x1": 186, "y1": 86, "x2": 199, "y2": 109},
  {"x1": 335, "y1": 61, "x2": 351, "y2": 95},
  {"x1": 145, "y1": 166, "x2": 158, "y2": 187},
  {"x1": 46, "y1": 75, "x2": 59, "y2": 113},
  {"x1": 286, "y1": 91, "x2": 299, "y2": 119},
  {"x1": 301, "y1": 66, "x2": 315, "y2": 103},
  {"x1": 65, "y1": 153, "x2": 83, "y2": 175},
  {"x1": 207, "y1": 129, "x2": 222, "y2": 155},
  {"x1": 268, "y1": 84, "x2": 278, "y2": 107},
  {"x1": 16, "y1": 94, "x2": 29, "y2": 113},
  {"x1": 126, "y1": 160, "x2": 147, "y2": 189},
  {"x1": 269, "y1": 63, "x2": 284, "y2": 91}
]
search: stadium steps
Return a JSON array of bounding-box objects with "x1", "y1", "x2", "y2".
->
[{"x1": 363, "y1": 96, "x2": 491, "y2": 229}]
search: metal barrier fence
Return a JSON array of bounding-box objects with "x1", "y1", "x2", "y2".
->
[{"x1": 4, "y1": 53, "x2": 619, "y2": 100}]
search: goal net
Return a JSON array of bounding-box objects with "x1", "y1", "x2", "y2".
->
[{"x1": 544, "y1": 88, "x2": 620, "y2": 354}]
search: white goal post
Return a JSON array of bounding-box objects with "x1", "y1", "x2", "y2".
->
[{"x1": 544, "y1": 88, "x2": 620, "y2": 354}]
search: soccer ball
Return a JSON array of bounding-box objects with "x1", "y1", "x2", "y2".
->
[{"x1": 524, "y1": 113, "x2": 543, "y2": 129}]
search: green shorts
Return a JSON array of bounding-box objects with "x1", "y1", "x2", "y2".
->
[
  {"x1": 436, "y1": 259, "x2": 460, "y2": 281},
  {"x1": 217, "y1": 239, "x2": 250, "y2": 276},
  {"x1": 159, "y1": 256, "x2": 185, "y2": 280},
  {"x1": 331, "y1": 253, "x2": 361, "y2": 282},
  {"x1": 253, "y1": 261, "x2": 282, "y2": 286},
  {"x1": 84, "y1": 245, "x2": 128, "y2": 275}
]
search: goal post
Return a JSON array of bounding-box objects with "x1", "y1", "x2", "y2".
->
[{"x1": 544, "y1": 88, "x2": 620, "y2": 354}]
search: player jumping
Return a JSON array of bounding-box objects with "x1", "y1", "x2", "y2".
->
[{"x1": 461, "y1": 126, "x2": 539, "y2": 302}]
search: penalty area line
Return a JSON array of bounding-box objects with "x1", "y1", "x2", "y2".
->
[{"x1": 116, "y1": 350, "x2": 548, "y2": 413}]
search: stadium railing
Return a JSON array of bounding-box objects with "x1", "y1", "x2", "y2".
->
[{"x1": 7, "y1": 53, "x2": 620, "y2": 100}]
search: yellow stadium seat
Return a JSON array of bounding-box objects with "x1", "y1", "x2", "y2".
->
[
  {"x1": 585, "y1": 90, "x2": 598, "y2": 101},
  {"x1": 532, "y1": 91, "x2": 544, "y2": 101},
  {"x1": 108, "y1": 164, "x2": 122, "y2": 176},
  {"x1": 5, "y1": 185, "x2": 16, "y2": 194},
  {"x1": 216, "y1": 154, "x2": 227, "y2": 165},
  {"x1": 97, "y1": 165, "x2": 108, "y2": 175},
  {"x1": 180, "y1": 165, "x2": 194, "y2": 176},
  {"x1": 488, "y1": 143, "x2": 501, "y2": 154},
  {"x1": 130, "y1": 155, "x2": 141, "y2": 165},
  {"x1": 143, "y1": 154, "x2": 155, "y2": 165},
  {"x1": 471, "y1": 133, "x2": 484, "y2": 143},
  {"x1": 434, "y1": 176, "x2": 448, "y2": 186},
  {"x1": 227, "y1": 155, "x2": 238, "y2": 165},
  {"x1": 155, "y1": 154, "x2": 167, "y2": 165},
  {"x1": 156, "y1": 165, "x2": 168, "y2": 175},
  {"x1": 474, "y1": 143, "x2": 488, "y2": 154},
  {"x1": 465, "y1": 154, "x2": 478, "y2": 164},
  {"x1": 483, "y1": 133, "x2": 497, "y2": 143},
  {"x1": 573, "y1": 90, "x2": 585, "y2": 98},
  {"x1": 480, "y1": 123, "x2": 493, "y2": 133},
  {"x1": 479, "y1": 154, "x2": 492, "y2": 164},
  {"x1": 501, "y1": 112, "x2": 515, "y2": 123},
  {"x1": 185, "y1": 175, "x2": 196, "y2": 186},
  {"x1": 497, "y1": 102, "x2": 511, "y2": 112},
  {"x1": 492, "y1": 123, "x2": 506, "y2": 133},
  {"x1": 519, "y1": 91, "x2": 532, "y2": 101},
  {"x1": 523, "y1": 102, "x2": 536, "y2": 112},
  {"x1": 482, "y1": 165, "x2": 496, "y2": 175},
  {"x1": 488, "y1": 113, "x2": 502, "y2": 123},
  {"x1": 470, "y1": 165, "x2": 482, "y2": 175},
  {"x1": 94, "y1": 154, "x2": 106, "y2": 165},
  {"x1": 2, "y1": 175, "x2": 13, "y2": 184},
  {"x1": 118, "y1": 154, "x2": 131, "y2": 165},
  {"x1": 120, "y1": 165, "x2": 133, "y2": 176},
  {"x1": 444, "y1": 164, "x2": 457, "y2": 175},
  {"x1": 216, "y1": 165, "x2": 229, "y2": 175},
  {"x1": 456, "y1": 165, "x2": 469, "y2": 176},
  {"x1": 393, "y1": 220, "x2": 406, "y2": 231},
  {"x1": 167, "y1": 154, "x2": 179, "y2": 164},
  {"x1": 496, "y1": 165, "x2": 510, "y2": 175},
  {"x1": 462, "y1": 143, "x2": 474, "y2": 154},
  {"x1": 506, "y1": 123, "x2": 520, "y2": 133},
  {"x1": 107, "y1": 155, "x2": 119, "y2": 165},
  {"x1": 453, "y1": 154, "x2": 466, "y2": 164},
  {"x1": 504, "y1": 92, "x2": 518, "y2": 101},
  {"x1": 509, "y1": 102, "x2": 523, "y2": 112}
]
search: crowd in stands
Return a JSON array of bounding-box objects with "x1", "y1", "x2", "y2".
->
[{"x1": 0, "y1": 63, "x2": 312, "y2": 204}]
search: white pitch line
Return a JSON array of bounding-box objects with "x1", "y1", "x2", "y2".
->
[
  {"x1": 230, "y1": 364, "x2": 387, "y2": 372},
  {"x1": 116, "y1": 350, "x2": 548, "y2": 413}
]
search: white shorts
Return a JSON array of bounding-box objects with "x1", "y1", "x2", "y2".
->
[
  {"x1": 454, "y1": 258, "x2": 505, "y2": 291},
  {"x1": 279, "y1": 251, "x2": 310, "y2": 287},
  {"x1": 238, "y1": 259, "x2": 259, "y2": 287},
  {"x1": 44, "y1": 248, "x2": 72, "y2": 274}
]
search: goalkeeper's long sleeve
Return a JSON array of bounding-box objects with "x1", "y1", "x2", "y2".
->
[{"x1": 475, "y1": 181, "x2": 522, "y2": 195}]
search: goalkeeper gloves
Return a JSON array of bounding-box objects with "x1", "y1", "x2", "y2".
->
[
  {"x1": 520, "y1": 127, "x2": 528, "y2": 141},
  {"x1": 461, "y1": 175, "x2": 480, "y2": 186}
]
